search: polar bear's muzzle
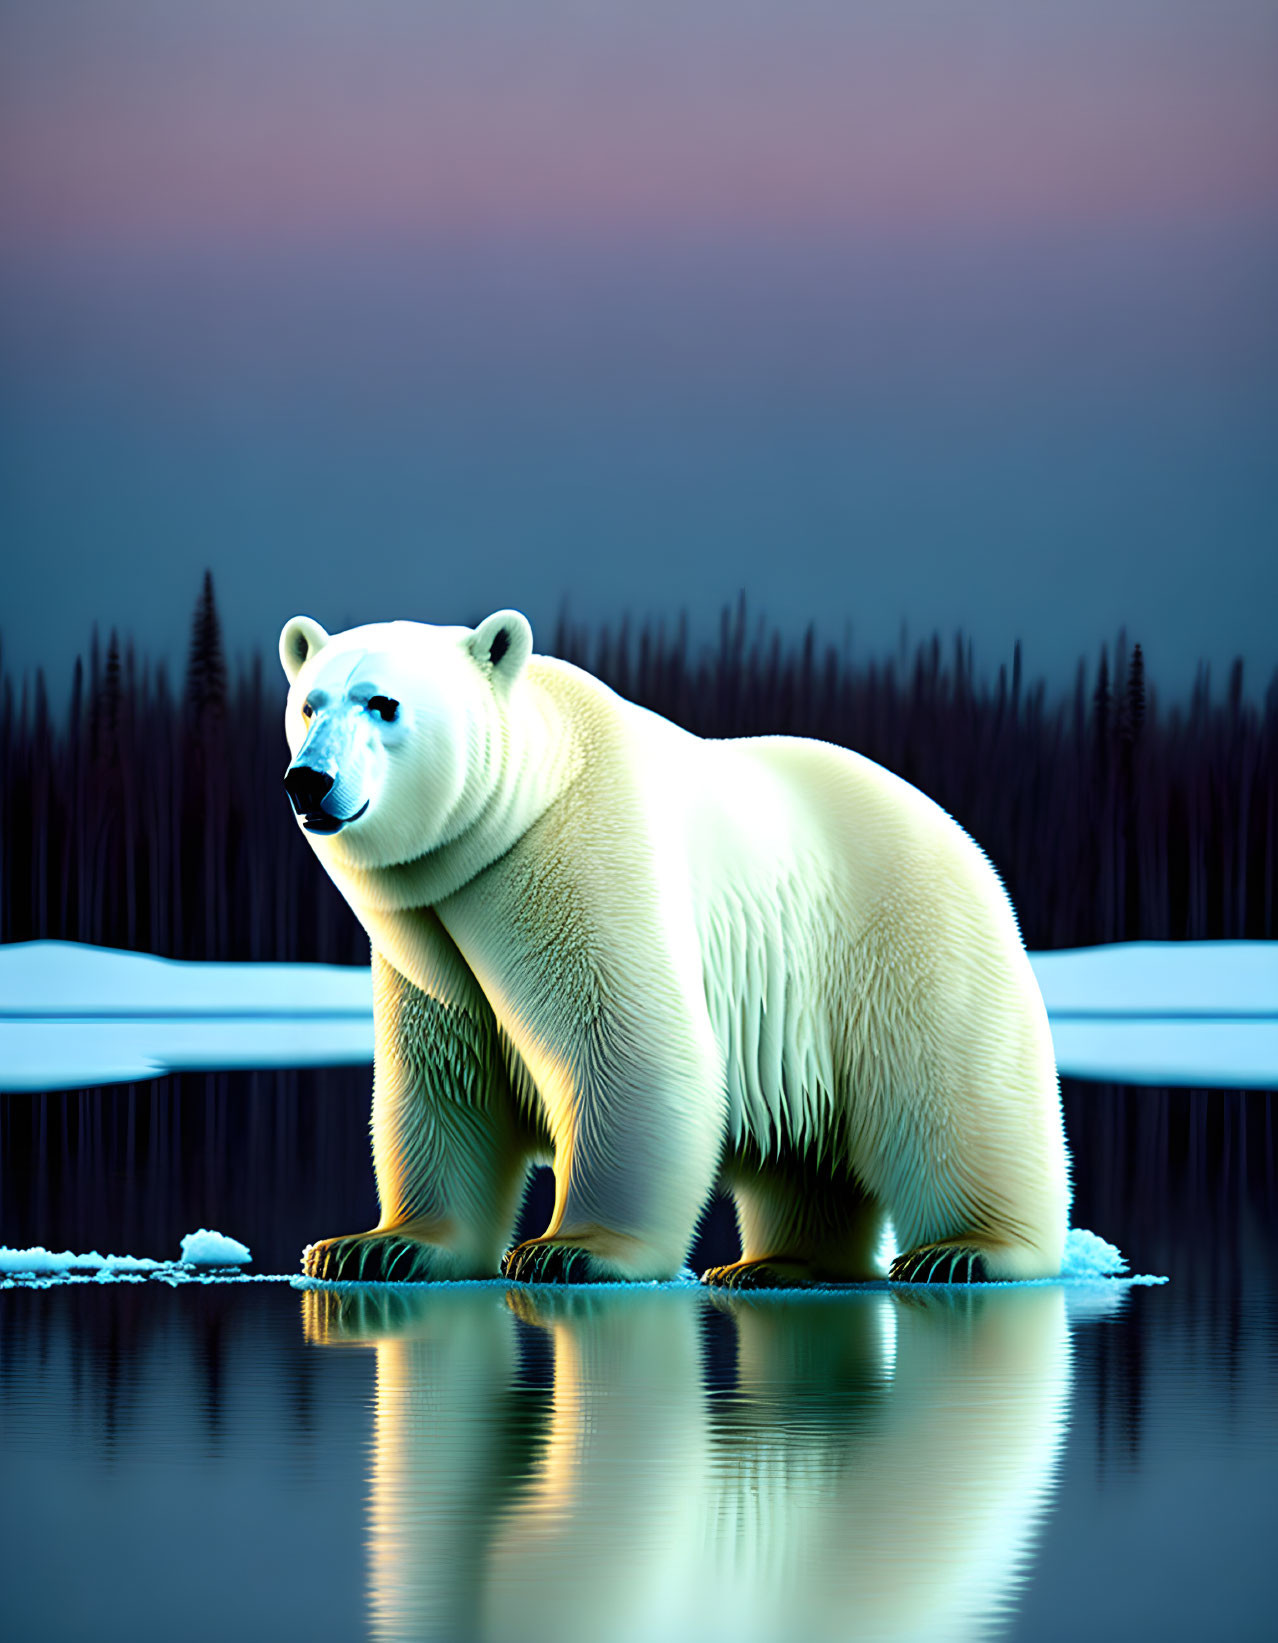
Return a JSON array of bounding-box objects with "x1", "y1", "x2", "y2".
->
[
  {"x1": 285, "y1": 716, "x2": 372, "y2": 834},
  {"x1": 284, "y1": 760, "x2": 370, "y2": 833}
]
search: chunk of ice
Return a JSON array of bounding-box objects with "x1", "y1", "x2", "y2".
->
[
  {"x1": 1059, "y1": 1227, "x2": 1128, "y2": 1278},
  {"x1": 180, "y1": 1229, "x2": 251, "y2": 1267}
]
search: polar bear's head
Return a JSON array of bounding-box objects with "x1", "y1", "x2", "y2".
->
[{"x1": 278, "y1": 609, "x2": 534, "y2": 868}]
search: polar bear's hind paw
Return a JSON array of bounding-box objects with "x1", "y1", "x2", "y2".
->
[{"x1": 889, "y1": 1242, "x2": 992, "y2": 1285}]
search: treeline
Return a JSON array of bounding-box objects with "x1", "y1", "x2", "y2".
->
[
  {"x1": 1, "y1": 577, "x2": 1275, "y2": 961},
  {"x1": 0, "y1": 574, "x2": 360, "y2": 964}
]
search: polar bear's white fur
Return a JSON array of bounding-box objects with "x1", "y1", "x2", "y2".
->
[{"x1": 280, "y1": 610, "x2": 1068, "y2": 1286}]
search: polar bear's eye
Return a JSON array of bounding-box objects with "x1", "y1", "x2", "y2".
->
[
  {"x1": 368, "y1": 695, "x2": 399, "y2": 723},
  {"x1": 301, "y1": 702, "x2": 314, "y2": 720}
]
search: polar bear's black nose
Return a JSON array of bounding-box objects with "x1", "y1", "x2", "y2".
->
[{"x1": 284, "y1": 764, "x2": 335, "y2": 815}]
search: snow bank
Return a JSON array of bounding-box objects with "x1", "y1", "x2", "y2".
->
[
  {"x1": 0, "y1": 1018, "x2": 374, "y2": 1093},
  {"x1": 1031, "y1": 941, "x2": 1278, "y2": 1018},
  {"x1": 0, "y1": 940, "x2": 372, "y2": 1018},
  {"x1": 6, "y1": 937, "x2": 1270, "y2": 1026},
  {"x1": 1030, "y1": 942, "x2": 1278, "y2": 1086},
  {"x1": 0, "y1": 941, "x2": 374, "y2": 1091},
  {"x1": 1048, "y1": 1018, "x2": 1278, "y2": 1088},
  {"x1": 0, "y1": 938, "x2": 1272, "y2": 1090}
]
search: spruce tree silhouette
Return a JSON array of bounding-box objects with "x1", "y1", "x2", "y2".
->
[{"x1": 183, "y1": 571, "x2": 230, "y2": 958}]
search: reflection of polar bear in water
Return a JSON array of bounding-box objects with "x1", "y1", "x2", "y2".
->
[
  {"x1": 282, "y1": 610, "x2": 1067, "y2": 1287},
  {"x1": 305, "y1": 1287, "x2": 1071, "y2": 1643}
]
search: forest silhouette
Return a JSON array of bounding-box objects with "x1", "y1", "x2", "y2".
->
[{"x1": 1, "y1": 573, "x2": 1274, "y2": 963}]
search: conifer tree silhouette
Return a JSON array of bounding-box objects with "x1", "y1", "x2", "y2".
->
[
  {"x1": 183, "y1": 571, "x2": 230, "y2": 957},
  {"x1": 1126, "y1": 644, "x2": 1146, "y2": 742}
]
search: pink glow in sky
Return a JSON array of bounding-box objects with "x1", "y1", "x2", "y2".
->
[
  {"x1": 2, "y1": 1, "x2": 1277, "y2": 245},
  {"x1": 2, "y1": 3, "x2": 1275, "y2": 701}
]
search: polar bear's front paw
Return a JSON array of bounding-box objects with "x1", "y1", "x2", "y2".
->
[
  {"x1": 302, "y1": 1231, "x2": 446, "y2": 1283},
  {"x1": 701, "y1": 1257, "x2": 827, "y2": 1290},
  {"x1": 502, "y1": 1238, "x2": 616, "y2": 1285},
  {"x1": 889, "y1": 1241, "x2": 992, "y2": 1285}
]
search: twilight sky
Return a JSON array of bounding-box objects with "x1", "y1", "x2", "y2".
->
[{"x1": 1, "y1": 1, "x2": 1276, "y2": 699}]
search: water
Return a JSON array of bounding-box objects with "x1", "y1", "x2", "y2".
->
[{"x1": 1, "y1": 1072, "x2": 1275, "y2": 1643}]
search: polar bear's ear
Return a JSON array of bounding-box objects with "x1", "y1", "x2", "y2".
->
[
  {"x1": 279, "y1": 616, "x2": 330, "y2": 684},
  {"x1": 467, "y1": 610, "x2": 533, "y2": 688}
]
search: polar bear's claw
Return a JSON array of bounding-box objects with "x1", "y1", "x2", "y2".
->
[
  {"x1": 889, "y1": 1243, "x2": 991, "y2": 1285},
  {"x1": 701, "y1": 1258, "x2": 824, "y2": 1290},
  {"x1": 502, "y1": 1239, "x2": 608, "y2": 1286},
  {"x1": 302, "y1": 1232, "x2": 439, "y2": 1283}
]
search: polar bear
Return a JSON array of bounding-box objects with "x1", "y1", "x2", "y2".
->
[{"x1": 280, "y1": 610, "x2": 1068, "y2": 1286}]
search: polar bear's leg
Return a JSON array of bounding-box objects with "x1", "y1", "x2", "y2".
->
[
  {"x1": 883, "y1": 1070, "x2": 1069, "y2": 1285},
  {"x1": 884, "y1": 1198, "x2": 1066, "y2": 1286},
  {"x1": 303, "y1": 951, "x2": 536, "y2": 1281},
  {"x1": 499, "y1": 982, "x2": 726, "y2": 1285},
  {"x1": 702, "y1": 1161, "x2": 886, "y2": 1289},
  {"x1": 500, "y1": 1050, "x2": 723, "y2": 1283}
]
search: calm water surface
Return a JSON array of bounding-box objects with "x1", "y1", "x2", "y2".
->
[{"x1": 1, "y1": 1073, "x2": 1275, "y2": 1643}]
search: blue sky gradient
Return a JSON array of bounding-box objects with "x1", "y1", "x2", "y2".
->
[{"x1": 2, "y1": 2, "x2": 1275, "y2": 696}]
